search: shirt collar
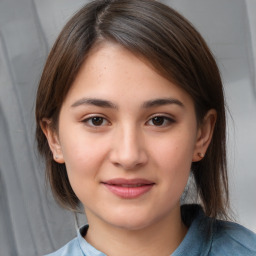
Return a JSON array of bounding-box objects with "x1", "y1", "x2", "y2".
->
[
  {"x1": 77, "y1": 225, "x2": 107, "y2": 256},
  {"x1": 171, "y1": 205, "x2": 213, "y2": 256}
]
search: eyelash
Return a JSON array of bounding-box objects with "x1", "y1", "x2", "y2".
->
[
  {"x1": 82, "y1": 116, "x2": 110, "y2": 127},
  {"x1": 82, "y1": 115, "x2": 175, "y2": 128},
  {"x1": 146, "y1": 115, "x2": 175, "y2": 127}
]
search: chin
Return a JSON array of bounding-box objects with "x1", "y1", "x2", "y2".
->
[
  {"x1": 103, "y1": 209, "x2": 163, "y2": 232},
  {"x1": 110, "y1": 218, "x2": 153, "y2": 231}
]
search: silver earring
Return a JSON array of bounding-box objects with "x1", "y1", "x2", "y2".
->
[{"x1": 54, "y1": 155, "x2": 59, "y2": 160}]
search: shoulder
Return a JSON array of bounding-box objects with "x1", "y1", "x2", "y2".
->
[
  {"x1": 44, "y1": 237, "x2": 84, "y2": 256},
  {"x1": 210, "y1": 219, "x2": 256, "y2": 256},
  {"x1": 179, "y1": 205, "x2": 256, "y2": 255}
]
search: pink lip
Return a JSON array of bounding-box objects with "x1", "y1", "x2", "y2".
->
[{"x1": 102, "y1": 178, "x2": 155, "y2": 199}]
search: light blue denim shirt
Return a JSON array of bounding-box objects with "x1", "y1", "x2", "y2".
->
[{"x1": 45, "y1": 205, "x2": 256, "y2": 256}]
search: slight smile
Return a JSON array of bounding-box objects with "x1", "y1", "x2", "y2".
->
[{"x1": 102, "y1": 178, "x2": 155, "y2": 199}]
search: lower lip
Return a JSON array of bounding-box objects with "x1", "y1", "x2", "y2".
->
[{"x1": 103, "y1": 184, "x2": 154, "y2": 199}]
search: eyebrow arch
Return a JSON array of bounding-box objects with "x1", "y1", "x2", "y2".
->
[
  {"x1": 71, "y1": 98, "x2": 118, "y2": 109},
  {"x1": 142, "y1": 98, "x2": 184, "y2": 108}
]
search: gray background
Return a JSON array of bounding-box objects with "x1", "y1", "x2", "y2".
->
[{"x1": 0, "y1": 0, "x2": 255, "y2": 255}]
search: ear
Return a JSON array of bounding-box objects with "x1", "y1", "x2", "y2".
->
[
  {"x1": 192, "y1": 109, "x2": 217, "y2": 162},
  {"x1": 40, "y1": 119, "x2": 65, "y2": 164}
]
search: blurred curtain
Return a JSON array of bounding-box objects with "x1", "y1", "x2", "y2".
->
[{"x1": 0, "y1": 0, "x2": 255, "y2": 255}]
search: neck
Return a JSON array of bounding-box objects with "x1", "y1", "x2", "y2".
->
[{"x1": 84, "y1": 207, "x2": 187, "y2": 256}]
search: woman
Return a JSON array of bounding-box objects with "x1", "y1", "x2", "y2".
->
[{"x1": 36, "y1": 0, "x2": 256, "y2": 255}]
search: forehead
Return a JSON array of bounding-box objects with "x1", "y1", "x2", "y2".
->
[{"x1": 62, "y1": 42, "x2": 194, "y2": 109}]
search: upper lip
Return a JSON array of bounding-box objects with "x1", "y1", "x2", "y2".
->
[{"x1": 102, "y1": 178, "x2": 155, "y2": 185}]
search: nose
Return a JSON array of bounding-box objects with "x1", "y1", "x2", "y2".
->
[{"x1": 109, "y1": 124, "x2": 148, "y2": 170}]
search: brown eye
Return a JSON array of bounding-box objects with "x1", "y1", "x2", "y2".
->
[
  {"x1": 147, "y1": 115, "x2": 175, "y2": 127},
  {"x1": 82, "y1": 116, "x2": 109, "y2": 127},
  {"x1": 91, "y1": 117, "x2": 104, "y2": 126},
  {"x1": 152, "y1": 116, "x2": 165, "y2": 126}
]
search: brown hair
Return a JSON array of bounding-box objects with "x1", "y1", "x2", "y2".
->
[{"x1": 36, "y1": 0, "x2": 229, "y2": 218}]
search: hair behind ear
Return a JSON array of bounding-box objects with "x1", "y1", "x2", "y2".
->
[{"x1": 191, "y1": 108, "x2": 229, "y2": 219}]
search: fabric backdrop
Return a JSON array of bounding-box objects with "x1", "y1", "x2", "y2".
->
[{"x1": 0, "y1": 0, "x2": 255, "y2": 255}]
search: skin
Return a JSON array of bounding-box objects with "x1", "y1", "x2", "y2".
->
[{"x1": 43, "y1": 42, "x2": 216, "y2": 256}]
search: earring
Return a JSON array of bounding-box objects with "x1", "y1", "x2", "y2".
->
[
  {"x1": 198, "y1": 152, "x2": 204, "y2": 158},
  {"x1": 54, "y1": 155, "x2": 59, "y2": 160}
]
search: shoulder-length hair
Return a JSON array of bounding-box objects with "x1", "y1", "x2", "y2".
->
[{"x1": 36, "y1": 0, "x2": 228, "y2": 218}]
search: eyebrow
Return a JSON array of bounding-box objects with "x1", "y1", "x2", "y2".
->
[
  {"x1": 71, "y1": 98, "x2": 118, "y2": 108},
  {"x1": 142, "y1": 98, "x2": 184, "y2": 108},
  {"x1": 71, "y1": 97, "x2": 184, "y2": 109}
]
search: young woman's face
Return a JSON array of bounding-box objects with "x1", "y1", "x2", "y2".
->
[{"x1": 52, "y1": 43, "x2": 203, "y2": 230}]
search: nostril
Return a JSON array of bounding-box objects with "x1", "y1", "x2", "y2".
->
[
  {"x1": 109, "y1": 150, "x2": 148, "y2": 170},
  {"x1": 108, "y1": 129, "x2": 148, "y2": 169}
]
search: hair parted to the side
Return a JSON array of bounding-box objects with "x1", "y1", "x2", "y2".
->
[{"x1": 36, "y1": 0, "x2": 229, "y2": 218}]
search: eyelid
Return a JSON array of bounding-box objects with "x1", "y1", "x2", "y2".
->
[
  {"x1": 146, "y1": 114, "x2": 176, "y2": 126},
  {"x1": 81, "y1": 114, "x2": 111, "y2": 127}
]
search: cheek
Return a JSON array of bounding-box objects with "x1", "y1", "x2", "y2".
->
[
  {"x1": 62, "y1": 140, "x2": 106, "y2": 174},
  {"x1": 152, "y1": 132, "x2": 195, "y2": 169},
  {"x1": 61, "y1": 139, "x2": 106, "y2": 202},
  {"x1": 151, "y1": 130, "x2": 195, "y2": 189},
  {"x1": 58, "y1": 133, "x2": 97, "y2": 180}
]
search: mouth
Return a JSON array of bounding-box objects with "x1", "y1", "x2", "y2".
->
[{"x1": 102, "y1": 178, "x2": 155, "y2": 199}]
